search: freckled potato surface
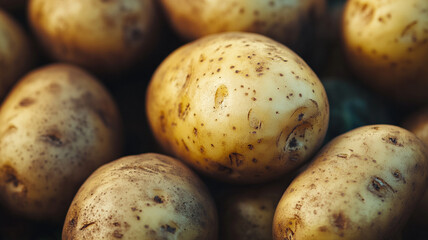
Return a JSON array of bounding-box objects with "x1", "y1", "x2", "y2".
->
[
  {"x1": 342, "y1": 0, "x2": 428, "y2": 105},
  {"x1": 28, "y1": 0, "x2": 159, "y2": 74},
  {"x1": 0, "y1": 64, "x2": 123, "y2": 221},
  {"x1": 273, "y1": 125, "x2": 428, "y2": 240},
  {"x1": 0, "y1": 9, "x2": 35, "y2": 100},
  {"x1": 146, "y1": 32, "x2": 329, "y2": 184},
  {"x1": 63, "y1": 153, "x2": 218, "y2": 240},
  {"x1": 159, "y1": 0, "x2": 325, "y2": 50}
]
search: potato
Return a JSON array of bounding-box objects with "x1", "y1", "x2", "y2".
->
[
  {"x1": 63, "y1": 153, "x2": 218, "y2": 240},
  {"x1": 0, "y1": 64, "x2": 123, "y2": 221},
  {"x1": 146, "y1": 32, "x2": 329, "y2": 184},
  {"x1": 159, "y1": 0, "x2": 326, "y2": 56},
  {"x1": 218, "y1": 176, "x2": 292, "y2": 240},
  {"x1": 342, "y1": 0, "x2": 428, "y2": 105},
  {"x1": 273, "y1": 125, "x2": 428, "y2": 240},
  {"x1": 0, "y1": 9, "x2": 35, "y2": 100},
  {"x1": 28, "y1": 0, "x2": 160, "y2": 75}
]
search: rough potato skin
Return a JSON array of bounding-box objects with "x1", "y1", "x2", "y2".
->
[
  {"x1": 28, "y1": 0, "x2": 159, "y2": 74},
  {"x1": 146, "y1": 32, "x2": 329, "y2": 184},
  {"x1": 0, "y1": 64, "x2": 123, "y2": 221},
  {"x1": 342, "y1": 0, "x2": 428, "y2": 105},
  {"x1": 0, "y1": 9, "x2": 35, "y2": 100},
  {"x1": 62, "y1": 153, "x2": 218, "y2": 240},
  {"x1": 273, "y1": 125, "x2": 428, "y2": 240}
]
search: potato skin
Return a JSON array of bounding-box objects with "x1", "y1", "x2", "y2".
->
[
  {"x1": 159, "y1": 0, "x2": 325, "y2": 47},
  {"x1": 146, "y1": 32, "x2": 329, "y2": 184},
  {"x1": 28, "y1": 0, "x2": 159, "y2": 74},
  {"x1": 342, "y1": 0, "x2": 428, "y2": 105},
  {"x1": 62, "y1": 153, "x2": 218, "y2": 240},
  {"x1": 0, "y1": 9, "x2": 35, "y2": 100},
  {"x1": 0, "y1": 64, "x2": 123, "y2": 221},
  {"x1": 273, "y1": 125, "x2": 428, "y2": 240}
]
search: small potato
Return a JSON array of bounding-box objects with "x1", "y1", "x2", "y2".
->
[
  {"x1": 146, "y1": 32, "x2": 329, "y2": 184},
  {"x1": 218, "y1": 177, "x2": 292, "y2": 240},
  {"x1": 0, "y1": 64, "x2": 123, "y2": 221},
  {"x1": 159, "y1": 0, "x2": 326, "y2": 59},
  {"x1": 0, "y1": 9, "x2": 35, "y2": 100},
  {"x1": 28, "y1": 0, "x2": 160, "y2": 75},
  {"x1": 342, "y1": 0, "x2": 428, "y2": 105},
  {"x1": 63, "y1": 153, "x2": 218, "y2": 240},
  {"x1": 273, "y1": 125, "x2": 428, "y2": 240}
]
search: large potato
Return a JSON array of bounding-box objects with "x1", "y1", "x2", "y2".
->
[
  {"x1": 0, "y1": 64, "x2": 123, "y2": 221},
  {"x1": 342, "y1": 0, "x2": 428, "y2": 105},
  {"x1": 159, "y1": 0, "x2": 326, "y2": 65},
  {"x1": 146, "y1": 32, "x2": 329, "y2": 184},
  {"x1": 0, "y1": 9, "x2": 35, "y2": 100},
  {"x1": 273, "y1": 125, "x2": 428, "y2": 240},
  {"x1": 28, "y1": 0, "x2": 160, "y2": 75},
  {"x1": 63, "y1": 153, "x2": 218, "y2": 240}
]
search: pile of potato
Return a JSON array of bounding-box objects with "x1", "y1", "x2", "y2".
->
[{"x1": 0, "y1": 0, "x2": 428, "y2": 239}]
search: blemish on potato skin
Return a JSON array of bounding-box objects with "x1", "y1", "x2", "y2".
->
[
  {"x1": 332, "y1": 212, "x2": 348, "y2": 230},
  {"x1": 39, "y1": 133, "x2": 63, "y2": 147},
  {"x1": 79, "y1": 221, "x2": 96, "y2": 230},
  {"x1": 19, "y1": 98, "x2": 36, "y2": 107},
  {"x1": 367, "y1": 176, "x2": 397, "y2": 198}
]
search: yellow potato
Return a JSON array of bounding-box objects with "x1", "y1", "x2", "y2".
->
[
  {"x1": 0, "y1": 9, "x2": 35, "y2": 100},
  {"x1": 273, "y1": 125, "x2": 428, "y2": 239},
  {"x1": 0, "y1": 64, "x2": 123, "y2": 221},
  {"x1": 159, "y1": 0, "x2": 326, "y2": 54},
  {"x1": 342, "y1": 0, "x2": 428, "y2": 105},
  {"x1": 146, "y1": 32, "x2": 329, "y2": 184},
  {"x1": 28, "y1": 0, "x2": 160, "y2": 75},
  {"x1": 63, "y1": 153, "x2": 218, "y2": 240}
]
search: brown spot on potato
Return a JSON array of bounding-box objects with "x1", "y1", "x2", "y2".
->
[
  {"x1": 382, "y1": 135, "x2": 403, "y2": 147},
  {"x1": 178, "y1": 102, "x2": 190, "y2": 119},
  {"x1": 214, "y1": 84, "x2": 228, "y2": 109},
  {"x1": 392, "y1": 169, "x2": 406, "y2": 183},
  {"x1": 161, "y1": 224, "x2": 176, "y2": 234},
  {"x1": 319, "y1": 226, "x2": 328, "y2": 232},
  {"x1": 19, "y1": 98, "x2": 35, "y2": 107},
  {"x1": 332, "y1": 212, "x2": 348, "y2": 230},
  {"x1": 1, "y1": 165, "x2": 27, "y2": 197},
  {"x1": 113, "y1": 230, "x2": 123, "y2": 238},
  {"x1": 154, "y1": 195, "x2": 163, "y2": 203},
  {"x1": 368, "y1": 176, "x2": 396, "y2": 198},
  {"x1": 229, "y1": 153, "x2": 244, "y2": 167},
  {"x1": 39, "y1": 133, "x2": 63, "y2": 147},
  {"x1": 80, "y1": 222, "x2": 96, "y2": 230}
]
